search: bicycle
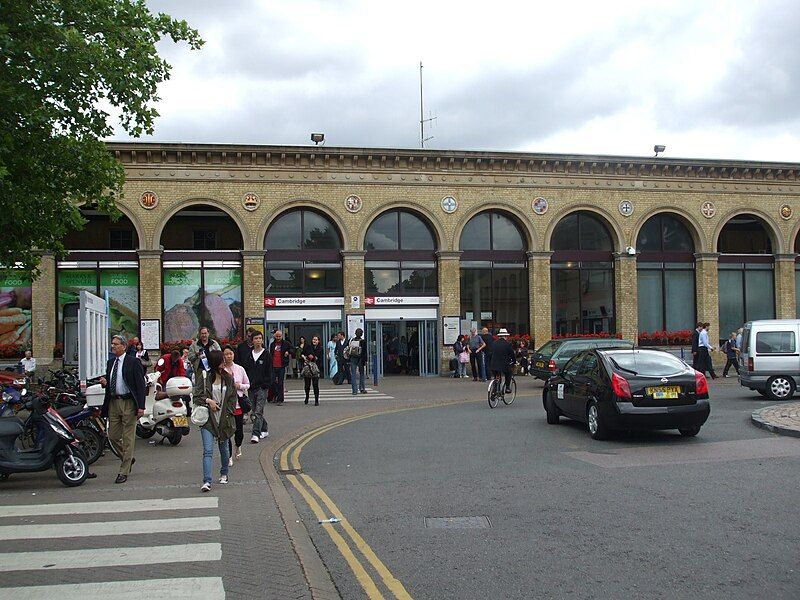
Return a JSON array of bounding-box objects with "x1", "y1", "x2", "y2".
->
[{"x1": 487, "y1": 370, "x2": 517, "y2": 408}]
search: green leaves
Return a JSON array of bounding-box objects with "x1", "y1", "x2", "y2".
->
[{"x1": 0, "y1": 0, "x2": 202, "y2": 276}]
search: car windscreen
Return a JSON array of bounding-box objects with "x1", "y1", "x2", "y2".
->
[
  {"x1": 535, "y1": 340, "x2": 563, "y2": 357},
  {"x1": 605, "y1": 351, "x2": 687, "y2": 376}
]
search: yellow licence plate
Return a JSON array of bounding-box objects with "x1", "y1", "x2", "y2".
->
[
  {"x1": 172, "y1": 415, "x2": 188, "y2": 427},
  {"x1": 536, "y1": 361, "x2": 545, "y2": 368},
  {"x1": 646, "y1": 386, "x2": 681, "y2": 399}
]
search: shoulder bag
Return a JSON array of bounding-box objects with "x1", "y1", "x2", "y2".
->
[{"x1": 191, "y1": 370, "x2": 210, "y2": 426}]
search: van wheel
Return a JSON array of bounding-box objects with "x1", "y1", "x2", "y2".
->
[{"x1": 766, "y1": 376, "x2": 795, "y2": 401}]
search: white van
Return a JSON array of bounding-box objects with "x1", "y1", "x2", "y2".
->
[{"x1": 739, "y1": 319, "x2": 800, "y2": 400}]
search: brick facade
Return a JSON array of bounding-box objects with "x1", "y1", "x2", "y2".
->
[{"x1": 28, "y1": 143, "x2": 800, "y2": 374}]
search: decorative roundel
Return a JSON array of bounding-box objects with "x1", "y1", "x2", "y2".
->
[
  {"x1": 701, "y1": 201, "x2": 716, "y2": 219},
  {"x1": 345, "y1": 194, "x2": 363, "y2": 213},
  {"x1": 139, "y1": 191, "x2": 158, "y2": 210},
  {"x1": 532, "y1": 197, "x2": 548, "y2": 215},
  {"x1": 441, "y1": 196, "x2": 458, "y2": 214},
  {"x1": 780, "y1": 204, "x2": 792, "y2": 220},
  {"x1": 242, "y1": 192, "x2": 260, "y2": 211},
  {"x1": 618, "y1": 199, "x2": 634, "y2": 217}
]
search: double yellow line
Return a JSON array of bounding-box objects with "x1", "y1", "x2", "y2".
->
[{"x1": 280, "y1": 411, "x2": 414, "y2": 600}]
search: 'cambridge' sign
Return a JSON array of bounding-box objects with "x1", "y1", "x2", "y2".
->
[{"x1": 264, "y1": 296, "x2": 345, "y2": 308}]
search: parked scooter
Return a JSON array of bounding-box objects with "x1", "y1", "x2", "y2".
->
[
  {"x1": 0, "y1": 395, "x2": 89, "y2": 486},
  {"x1": 1, "y1": 377, "x2": 26, "y2": 417},
  {"x1": 135, "y1": 371, "x2": 191, "y2": 445}
]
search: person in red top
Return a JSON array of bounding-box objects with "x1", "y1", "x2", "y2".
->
[
  {"x1": 268, "y1": 330, "x2": 293, "y2": 405},
  {"x1": 156, "y1": 349, "x2": 187, "y2": 387}
]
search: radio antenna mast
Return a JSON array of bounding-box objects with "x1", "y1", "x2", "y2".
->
[{"x1": 419, "y1": 62, "x2": 436, "y2": 148}]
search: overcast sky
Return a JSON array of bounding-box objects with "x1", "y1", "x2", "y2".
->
[{"x1": 111, "y1": 0, "x2": 800, "y2": 162}]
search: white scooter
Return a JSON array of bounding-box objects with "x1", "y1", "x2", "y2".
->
[{"x1": 135, "y1": 371, "x2": 191, "y2": 445}]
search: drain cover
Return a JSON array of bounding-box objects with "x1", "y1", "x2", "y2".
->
[{"x1": 425, "y1": 516, "x2": 490, "y2": 529}]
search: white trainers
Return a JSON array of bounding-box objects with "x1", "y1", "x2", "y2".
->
[
  {"x1": 260, "y1": 431, "x2": 269, "y2": 439},
  {"x1": 228, "y1": 457, "x2": 234, "y2": 467},
  {"x1": 250, "y1": 435, "x2": 259, "y2": 444},
  {"x1": 219, "y1": 475, "x2": 228, "y2": 484},
  {"x1": 200, "y1": 482, "x2": 211, "y2": 493}
]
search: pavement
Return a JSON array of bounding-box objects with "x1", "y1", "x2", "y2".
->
[{"x1": 751, "y1": 401, "x2": 800, "y2": 438}]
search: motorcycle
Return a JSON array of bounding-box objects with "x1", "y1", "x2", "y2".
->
[
  {"x1": 0, "y1": 395, "x2": 88, "y2": 486},
  {"x1": 135, "y1": 371, "x2": 191, "y2": 445},
  {"x1": 1, "y1": 376, "x2": 27, "y2": 417}
]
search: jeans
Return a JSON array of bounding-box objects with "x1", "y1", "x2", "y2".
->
[
  {"x1": 250, "y1": 388, "x2": 268, "y2": 437},
  {"x1": 272, "y1": 367, "x2": 286, "y2": 402},
  {"x1": 479, "y1": 353, "x2": 487, "y2": 381},
  {"x1": 469, "y1": 350, "x2": 480, "y2": 379},
  {"x1": 201, "y1": 427, "x2": 230, "y2": 484},
  {"x1": 350, "y1": 359, "x2": 365, "y2": 394},
  {"x1": 458, "y1": 361, "x2": 467, "y2": 377}
]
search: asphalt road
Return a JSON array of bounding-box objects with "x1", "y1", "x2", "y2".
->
[{"x1": 288, "y1": 378, "x2": 800, "y2": 599}]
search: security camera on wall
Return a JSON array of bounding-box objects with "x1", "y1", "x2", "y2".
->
[{"x1": 626, "y1": 246, "x2": 636, "y2": 255}]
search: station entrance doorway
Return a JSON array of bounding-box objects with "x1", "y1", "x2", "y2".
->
[
  {"x1": 366, "y1": 320, "x2": 438, "y2": 377},
  {"x1": 264, "y1": 320, "x2": 341, "y2": 378}
]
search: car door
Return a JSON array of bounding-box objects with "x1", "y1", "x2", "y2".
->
[
  {"x1": 571, "y1": 352, "x2": 600, "y2": 420},
  {"x1": 556, "y1": 352, "x2": 587, "y2": 418}
]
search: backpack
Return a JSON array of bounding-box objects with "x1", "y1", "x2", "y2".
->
[{"x1": 346, "y1": 338, "x2": 362, "y2": 358}]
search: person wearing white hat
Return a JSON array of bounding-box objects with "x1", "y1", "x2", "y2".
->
[{"x1": 488, "y1": 328, "x2": 515, "y2": 394}]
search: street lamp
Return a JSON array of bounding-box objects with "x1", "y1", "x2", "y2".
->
[
  {"x1": 654, "y1": 144, "x2": 666, "y2": 157},
  {"x1": 311, "y1": 133, "x2": 325, "y2": 145}
]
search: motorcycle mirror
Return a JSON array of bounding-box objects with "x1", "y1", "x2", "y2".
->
[
  {"x1": 157, "y1": 358, "x2": 165, "y2": 366},
  {"x1": 20, "y1": 389, "x2": 26, "y2": 396}
]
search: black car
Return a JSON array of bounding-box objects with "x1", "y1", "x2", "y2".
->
[
  {"x1": 529, "y1": 338, "x2": 634, "y2": 381},
  {"x1": 543, "y1": 348, "x2": 710, "y2": 440}
]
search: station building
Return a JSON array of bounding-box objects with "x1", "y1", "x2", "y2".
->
[{"x1": 19, "y1": 142, "x2": 800, "y2": 375}]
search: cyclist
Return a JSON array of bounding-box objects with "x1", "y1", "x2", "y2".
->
[{"x1": 488, "y1": 328, "x2": 515, "y2": 394}]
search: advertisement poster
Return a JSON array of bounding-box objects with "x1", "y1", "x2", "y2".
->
[
  {"x1": 57, "y1": 270, "x2": 96, "y2": 342},
  {"x1": 0, "y1": 272, "x2": 32, "y2": 352},
  {"x1": 244, "y1": 317, "x2": 265, "y2": 338},
  {"x1": 140, "y1": 319, "x2": 161, "y2": 350},
  {"x1": 163, "y1": 269, "x2": 243, "y2": 343},
  {"x1": 163, "y1": 269, "x2": 202, "y2": 342},
  {"x1": 100, "y1": 270, "x2": 139, "y2": 340}
]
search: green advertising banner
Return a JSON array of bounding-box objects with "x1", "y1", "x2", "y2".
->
[
  {"x1": 57, "y1": 269, "x2": 97, "y2": 343},
  {"x1": 100, "y1": 270, "x2": 139, "y2": 340},
  {"x1": 0, "y1": 273, "x2": 32, "y2": 352}
]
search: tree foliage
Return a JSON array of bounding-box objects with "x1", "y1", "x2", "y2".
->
[{"x1": 0, "y1": 0, "x2": 203, "y2": 275}]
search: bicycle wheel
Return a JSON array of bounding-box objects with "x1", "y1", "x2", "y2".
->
[
  {"x1": 502, "y1": 377, "x2": 517, "y2": 405},
  {"x1": 487, "y1": 379, "x2": 499, "y2": 409}
]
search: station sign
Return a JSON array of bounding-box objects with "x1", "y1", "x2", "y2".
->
[
  {"x1": 264, "y1": 296, "x2": 344, "y2": 308},
  {"x1": 364, "y1": 296, "x2": 439, "y2": 306}
]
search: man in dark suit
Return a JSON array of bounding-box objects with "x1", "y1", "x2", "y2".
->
[
  {"x1": 690, "y1": 322, "x2": 702, "y2": 369},
  {"x1": 334, "y1": 331, "x2": 350, "y2": 385},
  {"x1": 488, "y1": 328, "x2": 516, "y2": 393},
  {"x1": 100, "y1": 334, "x2": 146, "y2": 484}
]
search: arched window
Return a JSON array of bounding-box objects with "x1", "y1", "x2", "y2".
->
[
  {"x1": 718, "y1": 214, "x2": 774, "y2": 338},
  {"x1": 459, "y1": 211, "x2": 528, "y2": 334},
  {"x1": 264, "y1": 209, "x2": 343, "y2": 296},
  {"x1": 364, "y1": 210, "x2": 437, "y2": 295},
  {"x1": 161, "y1": 205, "x2": 244, "y2": 343},
  {"x1": 550, "y1": 212, "x2": 615, "y2": 335},
  {"x1": 636, "y1": 214, "x2": 696, "y2": 334}
]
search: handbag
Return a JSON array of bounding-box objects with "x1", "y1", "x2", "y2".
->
[
  {"x1": 238, "y1": 395, "x2": 251, "y2": 414},
  {"x1": 191, "y1": 405, "x2": 209, "y2": 426},
  {"x1": 459, "y1": 351, "x2": 470, "y2": 364},
  {"x1": 301, "y1": 362, "x2": 320, "y2": 379}
]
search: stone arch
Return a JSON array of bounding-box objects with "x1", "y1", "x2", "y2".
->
[
  {"x1": 257, "y1": 199, "x2": 349, "y2": 251},
  {"x1": 357, "y1": 202, "x2": 444, "y2": 252},
  {"x1": 152, "y1": 197, "x2": 250, "y2": 251},
  {"x1": 544, "y1": 205, "x2": 624, "y2": 252},
  {"x1": 712, "y1": 208, "x2": 784, "y2": 254},
  {"x1": 631, "y1": 207, "x2": 705, "y2": 253},
  {"x1": 73, "y1": 201, "x2": 146, "y2": 250},
  {"x1": 453, "y1": 203, "x2": 535, "y2": 252},
  {"x1": 786, "y1": 218, "x2": 800, "y2": 255}
]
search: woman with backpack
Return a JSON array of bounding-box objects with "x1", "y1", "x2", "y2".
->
[{"x1": 347, "y1": 328, "x2": 368, "y2": 395}]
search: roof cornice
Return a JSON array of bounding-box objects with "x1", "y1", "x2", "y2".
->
[{"x1": 105, "y1": 142, "x2": 800, "y2": 182}]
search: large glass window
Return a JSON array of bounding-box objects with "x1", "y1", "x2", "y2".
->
[
  {"x1": 265, "y1": 209, "x2": 343, "y2": 296},
  {"x1": 459, "y1": 211, "x2": 528, "y2": 333},
  {"x1": 718, "y1": 214, "x2": 775, "y2": 341},
  {"x1": 0, "y1": 271, "x2": 32, "y2": 354},
  {"x1": 163, "y1": 266, "x2": 243, "y2": 343},
  {"x1": 636, "y1": 214, "x2": 696, "y2": 334},
  {"x1": 161, "y1": 206, "x2": 243, "y2": 250},
  {"x1": 365, "y1": 210, "x2": 438, "y2": 296},
  {"x1": 550, "y1": 212, "x2": 614, "y2": 335}
]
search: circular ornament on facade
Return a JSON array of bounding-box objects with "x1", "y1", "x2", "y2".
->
[
  {"x1": 701, "y1": 201, "x2": 716, "y2": 219},
  {"x1": 780, "y1": 204, "x2": 792, "y2": 220},
  {"x1": 345, "y1": 194, "x2": 363, "y2": 213},
  {"x1": 242, "y1": 192, "x2": 260, "y2": 211},
  {"x1": 618, "y1": 200, "x2": 634, "y2": 217},
  {"x1": 532, "y1": 196, "x2": 548, "y2": 215},
  {"x1": 139, "y1": 191, "x2": 158, "y2": 210},
  {"x1": 441, "y1": 196, "x2": 458, "y2": 214}
]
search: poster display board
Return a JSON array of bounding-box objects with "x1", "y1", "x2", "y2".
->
[
  {"x1": 442, "y1": 316, "x2": 460, "y2": 346},
  {"x1": 245, "y1": 317, "x2": 265, "y2": 338},
  {"x1": 140, "y1": 319, "x2": 161, "y2": 350},
  {"x1": 346, "y1": 314, "x2": 365, "y2": 339}
]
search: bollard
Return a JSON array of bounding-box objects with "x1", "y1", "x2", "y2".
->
[
  {"x1": 372, "y1": 352, "x2": 378, "y2": 387},
  {"x1": 680, "y1": 346, "x2": 685, "y2": 360}
]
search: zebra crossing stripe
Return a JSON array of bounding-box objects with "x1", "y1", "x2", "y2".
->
[
  {"x1": 0, "y1": 516, "x2": 220, "y2": 540},
  {"x1": 0, "y1": 543, "x2": 221, "y2": 571},
  {"x1": 2, "y1": 497, "x2": 218, "y2": 518},
  {"x1": 3, "y1": 577, "x2": 225, "y2": 599}
]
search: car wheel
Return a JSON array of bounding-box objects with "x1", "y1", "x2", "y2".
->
[
  {"x1": 766, "y1": 376, "x2": 795, "y2": 401},
  {"x1": 587, "y1": 400, "x2": 608, "y2": 440},
  {"x1": 679, "y1": 425, "x2": 701, "y2": 437},
  {"x1": 544, "y1": 390, "x2": 560, "y2": 424}
]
